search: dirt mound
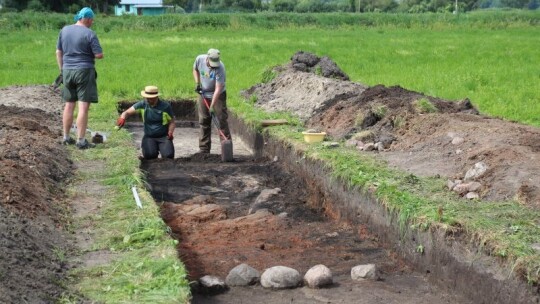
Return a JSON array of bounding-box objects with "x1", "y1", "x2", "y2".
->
[
  {"x1": 244, "y1": 54, "x2": 540, "y2": 206},
  {"x1": 243, "y1": 54, "x2": 366, "y2": 122},
  {"x1": 290, "y1": 51, "x2": 349, "y2": 80},
  {"x1": 0, "y1": 87, "x2": 74, "y2": 303}
]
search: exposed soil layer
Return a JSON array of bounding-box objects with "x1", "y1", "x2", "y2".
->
[
  {"x1": 143, "y1": 157, "x2": 472, "y2": 304},
  {"x1": 244, "y1": 51, "x2": 540, "y2": 206},
  {"x1": 0, "y1": 86, "x2": 74, "y2": 303}
]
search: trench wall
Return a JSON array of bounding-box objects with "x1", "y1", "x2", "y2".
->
[{"x1": 228, "y1": 112, "x2": 539, "y2": 304}]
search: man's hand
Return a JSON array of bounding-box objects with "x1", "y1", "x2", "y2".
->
[
  {"x1": 52, "y1": 73, "x2": 63, "y2": 90},
  {"x1": 195, "y1": 84, "x2": 202, "y2": 95},
  {"x1": 167, "y1": 131, "x2": 174, "y2": 141},
  {"x1": 116, "y1": 117, "x2": 126, "y2": 128}
]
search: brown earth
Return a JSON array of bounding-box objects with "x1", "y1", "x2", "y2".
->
[
  {"x1": 145, "y1": 157, "x2": 472, "y2": 304},
  {"x1": 244, "y1": 52, "x2": 540, "y2": 207},
  {"x1": 0, "y1": 85, "x2": 74, "y2": 303}
]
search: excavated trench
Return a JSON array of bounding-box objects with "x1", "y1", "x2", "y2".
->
[{"x1": 119, "y1": 100, "x2": 535, "y2": 304}]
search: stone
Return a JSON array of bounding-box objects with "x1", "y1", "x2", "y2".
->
[
  {"x1": 261, "y1": 266, "x2": 302, "y2": 289},
  {"x1": 351, "y1": 264, "x2": 378, "y2": 281},
  {"x1": 197, "y1": 275, "x2": 227, "y2": 295},
  {"x1": 226, "y1": 264, "x2": 260, "y2": 286},
  {"x1": 464, "y1": 162, "x2": 488, "y2": 181},
  {"x1": 304, "y1": 264, "x2": 333, "y2": 288}
]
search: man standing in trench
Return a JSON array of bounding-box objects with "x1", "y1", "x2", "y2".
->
[
  {"x1": 56, "y1": 7, "x2": 103, "y2": 149},
  {"x1": 192, "y1": 48, "x2": 231, "y2": 154}
]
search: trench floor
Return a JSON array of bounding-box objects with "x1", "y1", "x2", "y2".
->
[{"x1": 127, "y1": 121, "x2": 472, "y2": 304}]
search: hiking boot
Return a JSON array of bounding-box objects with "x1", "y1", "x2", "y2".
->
[
  {"x1": 62, "y1": 137, "x2": 76, "y2": 145},
  {"x1": 76, "y1": 139, "x2": 95, "y2": 150}
]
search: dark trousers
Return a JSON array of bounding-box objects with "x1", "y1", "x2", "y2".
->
[
  {"x1": 197, "y1": 92, "x2": 231, "y2": 153},
  {"x1": 141, "y1": 135, "x2": 174, "y2": 159}
]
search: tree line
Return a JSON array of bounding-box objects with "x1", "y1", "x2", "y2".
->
[{"x1": 1, "y1": 0, "x2": 537, "y2": 14}]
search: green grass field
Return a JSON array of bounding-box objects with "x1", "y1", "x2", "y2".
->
[
  {"x1": 1, "y1": 11, "x2": 539, "y2": 303},
  {"x1": 1, "y1": 12, "x2": 539, "y2": 125}
]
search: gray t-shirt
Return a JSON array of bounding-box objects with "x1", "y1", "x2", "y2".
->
[
  {"x1": 193, "y1": 54, "x2": 226, "y2": 99},
  {"x1": 57, "y1": 24, "x2": 102, "y2": 69}
]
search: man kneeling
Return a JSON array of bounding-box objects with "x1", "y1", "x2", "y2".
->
[{"x1": 117, "y1": 85, "x2": 175, "y2": 159}]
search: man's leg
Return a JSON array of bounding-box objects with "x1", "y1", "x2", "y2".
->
[
  {"x1": 62, "y1": 101, "x2": 76, "y2": 144},
  {"x1": 141, "y1": 136, "x2": 159, "y2": 159},
  {"x1": 198, "y1": 96, "x2": 212, "y2": 153},
  {"x1": 158, "y1": 137, "x2": 175, "y2": 159},
  {"x1": 76, "y1": 101, "x2": 91, "y2": 142}
]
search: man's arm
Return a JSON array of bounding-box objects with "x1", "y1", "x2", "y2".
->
[
  {"x1": 55, "y1": 50, "x2": 63, "y2": 71},
  {"x1": 120, "y1": 106, "x2": 136, "y2": 119},
  {"x1": 192, "y1": 68, "x2": 200, "y2": 85},
  {"x1": 168, "y1": 118, "x2": 176, "y2": 135},
  {"x1": 210, "y1": 82, "x2": 224, "y2": 109}
]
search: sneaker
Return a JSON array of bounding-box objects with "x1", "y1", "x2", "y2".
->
[
  {"x1": 62, "y1": 137, "x2": 76, "y2": 145},
  {"x1": 76, "y1": 139, "x2": 95, "y2": 150}
]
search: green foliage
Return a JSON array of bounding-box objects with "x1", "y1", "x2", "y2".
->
[
  {"x1": 1, "y1": 11, "x2": 540, "y2": 31},
  {"x1": 121, "y1": 217, "x2": 169, "y2": 249},
  {"x1": 413, "y1": 97, "x2": 438, "y2": 113},
  {"x1": 261, "y1": 66, "x2": 278, "y2": 83}
]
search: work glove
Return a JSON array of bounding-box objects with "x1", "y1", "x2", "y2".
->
[
  {"x1": 209, "y1": 106, "x2": 215, "y2": 115},
  {"x1": 116, "y1": 117, "x2": 126, "y2": 128},
  {"x1": 167, "y1": 131, "x2": 174, "y2": 141},
  {"x1": 195, "y1": 84, "x2": 203, "y2": 95}
]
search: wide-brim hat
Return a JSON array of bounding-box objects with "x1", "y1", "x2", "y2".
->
[
  {"x1": 141, "y1": 85, "x2": 160, "y2": 98},
  {"x1": 207, "y1": 48, "x2": 221, "y2": 68}
]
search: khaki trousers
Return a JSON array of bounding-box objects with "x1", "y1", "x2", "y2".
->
[{"x1": 197, "y1": 91, "x2": 231, "y2": 153}]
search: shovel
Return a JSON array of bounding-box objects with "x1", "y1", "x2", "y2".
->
[{"x1": 202, "y1": 97, "x2": 233, "y2": 162}]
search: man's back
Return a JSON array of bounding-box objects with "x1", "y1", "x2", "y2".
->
[{"x1": 57, "y1": 24, "x2": 101, "y2": 69}]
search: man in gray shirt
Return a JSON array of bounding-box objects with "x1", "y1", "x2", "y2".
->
[
  {"x1": 193, "y1": 48, "x2": 231, "y2": 154},
  {"x1": 56, "y1": 7, "x2": 103, "y2": 149}
]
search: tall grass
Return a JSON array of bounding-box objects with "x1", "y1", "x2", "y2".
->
[
  {"x1": 0, "y1": 12, "x2": 538, "y2": 125},
  {"x1": 1, "y1": 10, "x2": 539, "y2": 32}
]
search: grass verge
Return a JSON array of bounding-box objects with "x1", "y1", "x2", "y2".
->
[
  {"x1": 260, "y1": 120, "x2": 540, "y2": 285},
  {"x1": 59, "y1": 123, "x2": 190, "y2": 303}
]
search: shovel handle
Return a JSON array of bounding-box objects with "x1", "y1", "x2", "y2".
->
[{"x1": 202, "y1": 97, "x2": 228, "y2": 140}]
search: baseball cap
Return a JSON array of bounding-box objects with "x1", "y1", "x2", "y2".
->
[{"x1": 207, "y1": 48, "x2": 221, "y2": 68}]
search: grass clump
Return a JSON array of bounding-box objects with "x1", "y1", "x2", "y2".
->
[
  {"x1": 413, "y1": 97, "x2": 438, "y2": 113},
  {"x1": 352, "y1": 130, "x2": 375, "y2": 142},
  {"x1": 261, "y1": 66, "x2": 278, "y2": 83},
  {"x1": 371, "y1": 103, "x2": 388, "y2": 118}
]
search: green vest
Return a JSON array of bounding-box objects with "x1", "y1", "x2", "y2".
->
[{"x1": 133, "y1": 99, "x2": 174, "y2": 138}]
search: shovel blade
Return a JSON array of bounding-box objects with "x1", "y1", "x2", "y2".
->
[{"x1": 221, "y1": 139, "x2": 233, "y2": 162}]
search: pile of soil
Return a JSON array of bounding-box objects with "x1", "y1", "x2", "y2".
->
[
  {"x1": 0, "y1": 85, "x2": 74, "y2": 303},
  {"x1": 244, "y1": 51, "x2": 540, "y2": 206}
]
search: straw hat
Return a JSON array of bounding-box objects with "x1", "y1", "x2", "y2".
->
[{"x1": 141, "y1": 85, "x2": 160, "y2": 98}]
